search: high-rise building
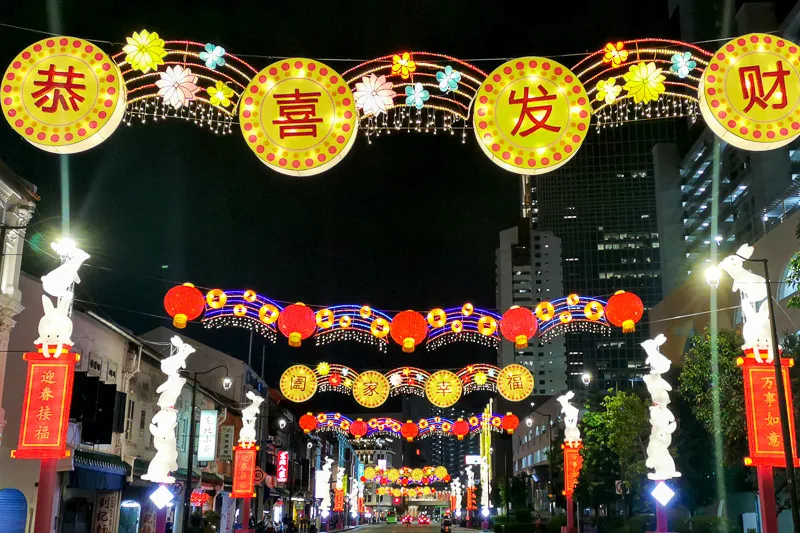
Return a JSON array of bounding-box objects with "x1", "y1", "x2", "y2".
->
[{"x1": 428, "y1": 405, "x2": 480, "y2": 478}]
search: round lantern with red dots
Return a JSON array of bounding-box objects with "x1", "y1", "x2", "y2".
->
[
  {"x1": 391, "y1": 310, "x2": 428, "y2": 353},
  {"x1": 278, "y1": 303, "x2": 317, "y2": 347},
  {"x1": 605, "y1": 291, "x2": 644, "y2": 333},
  {"x1": 452, "y1": 418, "x2": 470, "y2": 441},
  {"x1": 299, "y1": 413, "x2": 318, "y2": 434},
  {"x1": 401, "y1": 420, "x2": 419, "y2": 442},
  {"x1": 502, "y1": 413, "x2": 520, "y2": 434},
  {"x1": 500, "y1": 306, "x2": 538, "y2": 348},
  {"x1": 350, "y1": 418, "x2": 368, "y2": 439},
  {"x1": 164, "y1": 283, "x2": 205, "y2": 329}
]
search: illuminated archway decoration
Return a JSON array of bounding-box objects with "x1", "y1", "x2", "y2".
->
[
  {"x1": 360, "y1": 465, "x2": 450, "y2": 485},
  {"x1": 425, "y1": 370, "x2": 462, "y2": 408},
  {"x1": 309, "y1": 412, "x2": 510, "y2": 441},
  {"x1": 497, "y1": 364, "x2": 535, "y2": 402},
  {"x1": 352, "y1": 370, "x2": 391, "y2": 408},
  {"x1": 278, "y1": 364, "x2": 317, "y2": 402}
]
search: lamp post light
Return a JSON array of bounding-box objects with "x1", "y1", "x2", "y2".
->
[{"x1": 581, "y1": 373, "x2": 591, "y2": 387}]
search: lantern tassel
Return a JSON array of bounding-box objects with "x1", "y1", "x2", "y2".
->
[
  {"x1": 622, "y1": 319, "x2": 635, "y2": 333},
  {"x1": 173, "y1": 313, "x2": 188, "y2": 329},
  {"x1": 515, "y1": 334, "x2": 528, "y2": 349},
  {"x1": 288, "y1": 332, "x2": 302, "y2": 347},
  {"x1": 402, "y1": 338, "x2": 415, "y2": 353}
]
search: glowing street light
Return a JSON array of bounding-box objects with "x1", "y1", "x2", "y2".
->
[
  {"x1": 704, "y1": 265, "x2": 722, "y2": 289},
  {"x1": 581, "y1": 372, "x2": 592, "y2": 386},
  {"x1": 651, "y1": 482, "x2": 675, "y2": 506},
  {"x1": 149, "y1": 485, "x2": 174, "y2": 510}
]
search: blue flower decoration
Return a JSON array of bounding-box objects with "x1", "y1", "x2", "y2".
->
[
  {"x1": 199, "y1": 43, "x2": 226, "y2": 70},
  {"x1": 405, "y1": 83, "x2": 430, "y2": 110},
  {"x1": 436, "y1": 65, "x2": 461, "y2": 93},
  {"x1": 670, "y1": 51, "x2": 696, "y2": 79}
]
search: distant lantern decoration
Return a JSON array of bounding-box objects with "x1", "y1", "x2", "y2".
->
[
  {"x1": 299, "y1": 413, "x2": 318, "y2": 434},
  {"x1": 452, "y1": 418, "x2": 470, "y2": 440},
  {"x1": 371, "y1": 318, "x2": 391, "y2": 338},
  {"x1": 500, "y1": 306, "x2": 538, "y2": 348},
  {"x1": 462, "y1": 303, "x2": 474, "y2": 316},
  {"x1": 497, "y1": 364, "x2": 535, "y2": 402},
  {"x1": 535, "y1": 302, "x2": 555, "y2": 322},
  {"x1": 350, "y1": 418, "x2": 368, "y2": 439},
  {"x1": 391, "y1": 310, "x2": 428, "y2": 353},
  {"x1": 206, "y1": 289, "x2": 227, "y2": 309},
  {"x1": 278, "y1": 303, "x2": 316, "y2": 347},
  {"x1": 279, "y1": 365, "x2": 318, "y2": 402},
  {"x1": 339, "y1": 315, "x2": 352, "y2": 328},
  {"x1": 164, "y1": 283, "x2": 205, "y2": 328},
  {"x1": 477, "y1": 316, "x2": 497, "y2": 336},
  {"x1": 566, "y1": 294, "x2": 580, "y2": 306},
  {"x1": 451, "y1": 320, "x2": 463, "y2": 333},
  {"x1": 502, "y1": 413, "x2": 520, "y2": 434},
  {"x1": 233, "y1": 304, "x2": 247, "y2": 317},
  {"x1": 427, "y1": 308, "x2": 446, "y2": 328},
  {"x1": 360, "y1": 305, "x2": 372, "y2": 318},
  {"x1": 559, "y1": 311, "x2": 572, "y2": 324},
  {"x1": 584, "y1": 302, "x2": 603, "y2": 321},
  {"x1": 243, "y1": 290, "x2": 257, "y2": 303},
  {"x1": 605, "y1": 291, "x2": 643, "y2": 333},
  {"x1": 259, "y1": 304, "x2": 279, "y2": 324},
  {"x1": 401, "y1": 421, "x2": 419, "y2": 442},
  {"x1": 316, "y1": 309, "x2": 334, "y2": 328}
]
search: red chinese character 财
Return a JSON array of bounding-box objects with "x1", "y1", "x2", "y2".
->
[
  {"x1": 272, "y1": 89, "x2": 323, "y2": 139},
  {"x1": 738, "y1": 61, "x2": 790, "y2": 113},
  {"x1": 509, "y1": 85, "x2": 561, "y2": 137},
  {"x1": 31, "y1": 64, "x2": 86, "y2": 113}
]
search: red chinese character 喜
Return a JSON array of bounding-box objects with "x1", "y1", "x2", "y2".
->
[
  {"x1": 738, "y1": 61, "x2": 790, "y2": 113},
  {"x1": 272, "y1": 89, "x2": 323, "y2": 139},
  {"x1": 509, "y1": 85, "x2": 561, "y2": 137},
  {"x1": 31, "y1": 64, "x2": 86, "y2": 113}
]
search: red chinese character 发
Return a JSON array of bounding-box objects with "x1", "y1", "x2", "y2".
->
[
  {"x1": 31, "y1": 64, "x2": 86, "y2": 113},
  {"x1": 509, "y1": 85, "x2": 561, "y2": 137},
  {"x1": 738, "y1": 61, "x2": 790, "y2": 113},
  {"x1": 272, "y1": 89, "x2": 323, "y2": 139}
]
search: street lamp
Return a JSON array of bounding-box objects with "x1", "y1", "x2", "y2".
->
[
  {"x1": 704, "y1": 265, "x2": 722, "y2": 289},
  {"x1": 581, "y1": 372, "x2": 592, "y2": 386}
]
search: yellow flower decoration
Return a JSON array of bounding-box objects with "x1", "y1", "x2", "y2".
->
[
  {"x1": 207, "y1": 81, "x2": 234, "y2": 108},
  {"x1": 391, "y1": 52, "x2": 416, "y2": 79},
  {"x1": 123, "y1": 30, "x2": 167, "y2": 74},
  {"x1": 474, "y1": 371, "x2": 488, "y2": 385},
  {"x1": 602, "y1": 41, "x2": 629, "y2": 67},
  {"x1": 343, "y1": 378, "x2": 352, "y2": 388},
  {"x1": 623, "y1": 62, "x2": 666, "y2": 104},
  {"x1": 595, "y1": 77, "x2": 622, "y2": 105},
  {"x1": 317, "y1": 362, "x2": 330, "y2": 375}
]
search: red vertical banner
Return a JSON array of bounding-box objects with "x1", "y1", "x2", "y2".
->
[
  {"x1": 333, "y1": 489, "x2": 344, "y2": 511},
  {"x1": 12, "y1": 351, "x2": 79, "y2": 460},
  {"x1": 277, "y1": 450, "x2": 289, "y2": 483},
  {"x1": 466, "y1": 487, "x2": 477, "y2": 510},
  {"x1": 562, "y1": 442, "x2": 583, "y2": 496},
  {"x1": 740, "y1": 357, "x2": 800, "y2": 467},
  {"x1": 232, "y1": 445, "x2": 258, "y2": 498},
  {"x1": 358, "y1": 497, "x2": 365, "y2": 513}
]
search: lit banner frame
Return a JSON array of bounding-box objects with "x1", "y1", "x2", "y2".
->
[
  {"x1": 197, "y1": 409, "x2": 218, "y2": 462},
  {"x1": 562, "y1": 442, "x2": 583, "y2": 496},
  {"x1": 231, "y1": 444, "x2": 258, "y2": 498}
]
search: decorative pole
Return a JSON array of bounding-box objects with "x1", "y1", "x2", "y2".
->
[
  {"x1": 231, "y1": 391, "x2": 264, "y2": 533},
  {"x1": 556, "y1": 392, "x2": 582, "y2": 533},
  {"x1": 641, "y1": 335, "x2": 680, "y2": 533}
]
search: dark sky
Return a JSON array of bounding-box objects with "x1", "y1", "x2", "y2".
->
[{"x1": 0, "y1": 0, "x2": 678, "y2": 396}]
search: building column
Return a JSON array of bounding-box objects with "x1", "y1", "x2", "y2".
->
[{"x1": 0, "y1": 308, "x2": 19, "y2": 445}]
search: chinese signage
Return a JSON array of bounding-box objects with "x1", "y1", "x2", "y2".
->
[
  {"x1": 425, "y1": 370, "x2": 462, "y2": 408},
  {"x1": 740, "y1": 358, "x2": 800, "y2": 467},
  {"x1": 140, "y1": 502, "x2": 156, "y2": 533},
  {"x1": 334, "y1": 489, "x2": 345, "y2": 511},
  {"x1": 699, "y1": 33, "x2": 800, "y2": 151},
  {"x1": 218, "y1": 492, "x2": 236, "y2": 533},
  {"x1": 1, "y1": 37, "x2": 126, "y2": 154},
  {"x1": 277, "y1": 450, "x2": 289, "y2": 483},
  {"x1": 473, "y1": 57, "x2": 591, "y2": 174},
  {"x1": 352, "y1": 370, "x2": 390, "y2": 408},
  {"x1": 239, "y1": 58, "x2": 358, "y2": 176},
  {"x1": 279, "y1": 364, "x2": 318, "y2": 402},
  {"x1": 12, "y1": 351, "x2": 79, "y2": 459},
  {"x1": 93, "y1": 490, "x2": 120, "y2": 533},
  {"x1": 562, "y1": 442, "x2": 583, "y2": 496},
  {"x1": 197, "y1": 409, "x2": 218, "y2": 462},
  {"x1": 232, "y1": 445, "x2": 258, "y2": 498},
  {"x1": 218, "y1": 425, "x2": 234, "y2": 460},
  {"x1": 496, "y1": 364, "x2": 534, "y2": 402}
]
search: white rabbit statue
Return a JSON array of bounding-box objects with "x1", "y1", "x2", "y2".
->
[
  {"x1": 41, "y1": 247, "x2": 90, "y2": 298},
  {"x1": 557, "y1": 390, "x2": 581, "y2": 444},
  {"x1": 238, "y1": 391, "x2": 265, "y2": 444},
  {"x1": 35, "y1": 294, "x2": 74, "y2": 358},
  {"x1": 641, "y1": 334, "x2": 680, "y2": 480}
]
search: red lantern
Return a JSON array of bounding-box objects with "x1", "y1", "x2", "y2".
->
[
  {"x1": 391, "y1": 310, "x2": 428, "y2": 353},
  {"x1": 500, "y1": 306, "x2": 538, "y2": 348},
  {"x1": 299, "y1": 413, "x2": 317, "y2": 434},
  {"x1": 360, "y1": 476, "x2": 367, "y2": 482},
  {"x1": 278, "y1": 303, "x2": 316, "y2": 347},
  {"x1": 452, "y1": 418, "x2": 470, "y2": 440},
  {"x1": 350, "y1": 418, "x2": 368, "y2": 439},
  {"x1": 444, "y1": 474, "x2": 451, "y2": 482},
  {"x1": 164, "y1": 283, "x2": 205, "y2": 329},
  {"x1": 605, "y1": 291, "x2": 644, "y2": 333},
  {"x1": 401, "y1": 478, "x2": 409, "y2": 486},
  {"x1": 422, "y1": 477, "x2": 430, "y2": 485},
  {"x1": 401, "y1": 420, "x2": 419, "y2": 442},
  {"x1": 502, "y1": 413, "x2": 520, "y2": 434}
]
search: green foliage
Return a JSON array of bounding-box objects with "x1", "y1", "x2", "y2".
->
[
  {"x1": 549, "y1": 423, "x2": 565, "y2": 508},
  {"x1": 505, "y1": 524, "x2": 533, "y2": 533},
  {"x1": 513, "y1": 508, "x2": 533, "y2": 524},
  {"x1": 203, "y1": 510, "x2": 220, "y2": 527},
  {"x1": 786, "y1": 222, "x2": 800, "y2": 308},
  {"x1": 672, "y1": 394, "x2": 717, "y2": 512},
  {"x1": 545, "y1": 515, "x2": 566, "y2": 533}
]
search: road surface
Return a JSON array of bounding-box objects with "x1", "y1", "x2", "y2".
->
[{"x1": 351, "y1": 523, "x2": 445, "y2": 533}]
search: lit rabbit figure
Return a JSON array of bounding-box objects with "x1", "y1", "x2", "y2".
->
[
  {"x1": 41, "y1": 246, "x2": 90, "y2": 299},
  {"x1": 641, "y1": 334, "x2": 681, "y2": 480},
  {"x1": 35, "y1": 294, "x2": 74, "y2": 358},
  {"x1": 318, "y1": 457, "x2": 334, "y2": 515},
  {"x1": 557, "y1": 391, "x2": 581, "y2": 444},
  {"x1": 238, "y1": 391, "x2": 264, "y2": 444}
]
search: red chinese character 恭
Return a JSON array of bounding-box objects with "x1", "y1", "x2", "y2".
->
[
  {"x1": 272, "y1": 88, "x2": 323, "y2": 138},
  {"x1": 509, "y1": 85, "x2": 561, "y2": 137},
  {"x1": 738, "y1": 61, "x2": 790, "y2": 113},
  {"x1": 31, "y1": 64, "x2": 86, "y2": 113}
]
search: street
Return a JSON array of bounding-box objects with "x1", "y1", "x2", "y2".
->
[{"x1": 352, "y1": 524, "x2": 445, "y2": 533}]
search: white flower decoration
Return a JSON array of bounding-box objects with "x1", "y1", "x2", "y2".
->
[
  {"x1": 389, "y1": 374, "x2": 403, "y2": 387},
  {"x1": 155, "y1": 65, "x2": 199, "y2": 109},
  {"x1": 354, "y1": 74, "x2": 396, "y2": 117}
]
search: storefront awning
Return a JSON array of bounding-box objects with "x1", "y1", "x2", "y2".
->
[{"x1": 69, "y1": 450, "x2": 130, "y2": 490}]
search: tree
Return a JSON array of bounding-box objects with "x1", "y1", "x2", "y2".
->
[{"x1": 783, "y1": 221, "x2": 800, "y2": 309}]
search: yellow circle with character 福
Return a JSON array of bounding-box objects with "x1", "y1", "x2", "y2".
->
[
  {"x1": 1, "y1": 36, "x2": 126, "y2": 153},
  {"x1": 425, "y1": 370, "x2": 463, "y2": 408},
  {"x1": 279, "y1": 365, "x2": 318, "y2": 403},
  {"x1": 239, "y1": 58, "x2": 358, "y2": 176},
  {"x1": 699, "y1": 33, "x2": 800, "y2": 151},
  {"x1": 352, "y1": 370, "x2": 390, "y2": 408},
  {"x1": 497, "y1": 364, "x2": 534, "y2": 402},
  {"x1": 473, "y1": 57, "x2": 591, "y2": 175}
]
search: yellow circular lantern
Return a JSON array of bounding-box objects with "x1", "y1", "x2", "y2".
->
[
  {"x1": 206, "y1": 289, "x2": 227, "y2": 309},
  {"x1": 392, "y1": 488, "x2": 402, "y2": 498},
  {"x1": 387, "y1": 468, "x2": 400, "y2": 482},
  {"x1": 474, "y1": 371, "x2": 488, "y2": 386},
  {"x1": 411, "y1": 468, "x2": 424, "y2": 482},
  {"x1": 434, "y1": 466, "x2": 448, "y2": 479},
  {"x1": 364, "y1": 466, "x2": 376, "y2": 480},
  {"x1": 566, "y1": 293, "x2": 580, "y2": 306},
  {"x1": 451, "y1": 320, "x2": 463, "y2": 333},
  {"x1": 233, "y1": 304, "x2": 247, "y2": 317},
  {"x1": 243, "y1": 289, "x2": 257, "y2": 303},
  {"x1": 427, "y1": 308, "x2": 446, "y2": 328},
  {"x1": 371, "y1": 318, "x2": 391, "y2": 338},
  {"x1": 462, "y1": 303, "x2": 474, "y2": 316},
  {"x1": 279, "y1": 365, "x2": 318, "y2": 402},
  {"x1": 477, "y1": 316, "x2": 498, "y2": 336},
  {"x1": 422, "y1": 487, "x2": 432, "y2": 495},
  {"x1": 352, "y1": 370, "x2": 390, "y2": 408},
  {"x1": 425, "y1": 370, "x2": 463, "y2": 408},
  {"x1": 497, "y1": 364, "x2": 535, "y2": 402},
  {"x1": 360, "y1": 305, "x2": 372, "y2": 318},
  {"x1": 559, "y1": 311, "x2": 572, "y2": 324},
  {"x1": 316, "y1": 309, "x2": 334, "y2": 328},
  {"x1": 584, "y1": 302, "x2": 604, "y2": 321},
  {"x1": 259, "y1": 304, "x2": 279, "y2": 324},
  {"x1": 535, "y1": 302, "x2": 555, "y2": 321},
  {"x1": 339, "y1": 315, "x2": 352, "y2": 328}
]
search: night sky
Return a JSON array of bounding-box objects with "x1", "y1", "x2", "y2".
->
[{"x1": 0, "y1": 0, "x2": 678, "y2": 401}]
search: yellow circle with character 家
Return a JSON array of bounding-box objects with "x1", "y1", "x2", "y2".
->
[
  {"x1": 699, "y1": 33, "x2": 800, "y2": 151},
  {"x1": 352, "y1": 370, "x2": 390, "y2": 408},
  {"x1": 279, "y1": 365, "x2": 318, "y2": 403},
  {"x1": 2, "y1": 36, "x2": 125, "y2": 153},
  {"x1": 239, "y1": 58, "x2": 358, "y2": 176},
  {"x1": 473, "y1": 57, "x2": 590, "y2": 174},
  {"x1": 497, "y1": 364, "x2": 534, "y2": 402},
  {"x1": 425, "y1": 370, "x2": 463, "y2": 408}
]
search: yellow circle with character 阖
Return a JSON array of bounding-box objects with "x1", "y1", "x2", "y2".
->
[
  {"x1": 2, "y1": 36, "x2": 126, "y2": 154},
  {"x1": 699, "y1": 33, "x2": 800, "y2": 151},
  {"x1": 279, "y1": 365, "x2": 318, "y2": 403},
  {"x1": 473, "y1": 57, "x2": 590, "y2": 175},
  {"x1": 239, "y1": 58, "x2": 358, "y2": 176},
  {"x1": 497, "y1": 364, "x2": 534, "y2": 402},
  {"x1": 425, "y1": 370, "x2": 463, "y2": 408},
  {"x1": 352, "y1": 370, "x2": 390, "y2": 408}
]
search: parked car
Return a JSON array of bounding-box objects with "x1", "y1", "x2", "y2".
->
[{"x1": 418, "y1": 515, "x2": 431, "y2": 525}]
